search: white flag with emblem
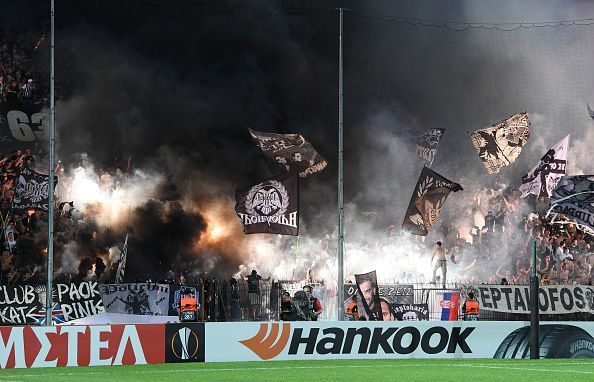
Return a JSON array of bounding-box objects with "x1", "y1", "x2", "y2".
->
[{"x1": 520, "y1": 134, "x2": 570, "y2": 198}]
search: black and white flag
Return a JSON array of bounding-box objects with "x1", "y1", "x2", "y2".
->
[
  {"x1": 588, "y1": 103, "x2": 594, "y2": 121},
  {"x1": 416, "y1": 128, "x2": 445, "y2": 167},
  {"x1": 402, "y1": 166, "x2": 463, "y2": 236},
  {"x1": 549, "y1": 175, "x2": 594, "y2": 233},
  {"x1": 520, "y1": 134, "x2": 570, "y2": 198},
  {"x1": 235, "y1": 172, "x2": 299, "y2": 235},
  {"x1": 468, "y1": 112, "x2": 531, "y2": 174},
  {"x1": 249, "y1": 128, "x2": 327, "y2": 177},
  {"x1": 115, "y1": 234, "x2": 128, "y2": 284},
  {"x1": 11, "y1": 167, "x2": 55, "y2": 211}
]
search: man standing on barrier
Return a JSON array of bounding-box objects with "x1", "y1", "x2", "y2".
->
[
  {"x1": 462, "y1": 291, "x2": 480, "y2": 321},
  {"x1": 431, "y1": 241, "x2": 448, "y2": 288}
]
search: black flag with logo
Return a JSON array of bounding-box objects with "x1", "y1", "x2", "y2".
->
[
  {"x1": 402, "y1": 166, "x2": 463, "y2": 236},
  {"x1": 249, "y1": 128, "x2": 327, "y2": 177},
  {"x1": 11, "y1": 167, "x2": 56, "y2": 211},
  {"x1": 355, "y1": 271, "x2": 382, "y2": 321},
  {"x1": 416, "y1": 128, "x2": 445, "y2": 167},
  {"x1": 235, "y1": 172, "x2": 299, "y2": 235}
]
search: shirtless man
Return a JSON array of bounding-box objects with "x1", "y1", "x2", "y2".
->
[{"x1": 431, "y1": 241, "x2": 448, "y2": 288}]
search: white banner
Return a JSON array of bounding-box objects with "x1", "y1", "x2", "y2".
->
[
  {"x1": 468, "y1": 284, "x2": 594, "y2": 314},
  {"x1": 205, "y1": 321, "x2": 594, "y2": 361},
  {"x1": 99, "y1": 283, "x2": 170, "y2": 316}
]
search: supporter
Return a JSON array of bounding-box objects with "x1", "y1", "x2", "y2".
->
[{"x1": 242, "y1": 269, "x2": 270, "y2": 320}]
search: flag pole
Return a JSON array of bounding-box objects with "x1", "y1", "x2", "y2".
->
[
  {"x1": 337, "y1": 7, "x2": 345, "y2": 321},
  {"x1": 46, "y1": 0, "x2": 56, "y2": 326}
]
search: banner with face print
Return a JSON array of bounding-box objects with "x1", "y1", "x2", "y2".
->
[
  {"x1": 402, "y1": 166, "x2": 463, "y2": 236},
  {"x1": 235, "y1": 172, "x2": 299, "y2": 235}
]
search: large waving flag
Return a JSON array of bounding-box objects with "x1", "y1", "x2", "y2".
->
[
  {"x1": 549, "y1": 175, "x2": 594, "y2": 233},
  {"x1": 249, "y1": 129, "x2": 327, "y2": 177},
  {"x1": 235, "y1": 172, "x2": 299, "y2": 236},
  {"x1": 520, "y1": 134, "x2": 570, "y2": 198},
  {"x1": 402, "y1": 166, "x2": 463, "y2": 236},
  {"x1": 468, "y1": 112, "x2": 531, "y2": 174}
]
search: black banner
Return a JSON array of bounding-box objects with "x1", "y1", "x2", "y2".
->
[
  {"x1": 249, "y1": 128, "x2": 327, "y2": 177},
  {"x1": 0, "y1": 100, "x2": 48, "y2": 151},
  {"x1": 402, "y1": 166, "x2": 463, "y2": 236},
  {"x1": 235, "y1": 172, "x2": 299, "y2": 235},
  {"x1": 0, "y1": 281, "x2": 104, "y2": 325},
  {"x1": 393, "y1": 304, "x2": 429, "y2": 321},
  {"x1": 12, "y1": 166, "x2": 55, "y2": 211},
  {"x1": 165, "y1": 323, "x2": 205, "y2": 363}
]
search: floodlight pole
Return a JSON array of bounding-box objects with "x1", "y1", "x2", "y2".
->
[
  {"x1": 46, "y1": 0, "x2": 56, "y2": 326},
  {"x1": 337, "y1": 7, "x2": 345, "y2": 321},
  {"x1": 529, "y1": 226, "x2": 540, "y2": 359}
]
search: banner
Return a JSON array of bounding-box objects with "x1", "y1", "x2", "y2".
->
[
  {"x1": 249, "y1": 128, "x2": 327, "y2": 177},
  {"x1": 402, "y1": 166, "x2": 463, "y2": 236},
  {"x1": 344, "y1": 283, "x2": 414, "y2": 321},
  {"x1": 470, "y1": 284, "x2": 594, "y2": 314},
  {"x1": 0, "y1": 281, "x2": 104, "y2": 325},
  {"x1": 0, "y1": 322, "x2": 205, "y2": 368},
  {"x1": 393, "y1": 304, "x2": 429, "y2": 321},
  {"x1": 416, "y1": 128, "x2": 445, "y2": 167},
  {"x1": 430, "y1": 290, "x2": 460, "y2": 321},
  {"x1": 0, "y1": 101, "x2": 48, "y2": 151},
  {"x1": 354, "y1": 271, "x2": 383, "y2": 321},
  {"x1": 11, "y1": 166, "x2": 55, "y2": 211},
  {"x1": 235, "y1": 172, "x2": 299, "y2": 235},
  {"x1": 549, "y1": 175, "x2": 594, "y2": 233},
  {"x1": 588, "y1": 103, "x2": 594, "y2": 121},
  {"x1": 100, "y1": 283, "x2": 170, "y2": 316},
  {"x1": 520, "y1": 134, "x2": 570, "y2": 198},
  {"x1": 468, "y1": 112, "x2": 531, "y2": 174},
  {"x1": 206, "y1": 321, "x2": 594, "y2": 361}
]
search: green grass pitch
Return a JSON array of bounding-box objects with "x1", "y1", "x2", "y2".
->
[{"x1": 2, "y1": 359, "x2": 594, "y2": 382}]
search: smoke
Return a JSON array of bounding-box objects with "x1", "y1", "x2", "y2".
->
[{"x1": 6, "y1": 0, "x2": 594, "y2": 284}]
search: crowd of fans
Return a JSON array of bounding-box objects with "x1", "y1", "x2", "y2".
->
[
  {"x1": 0, "y1": 36, "x2": 44, "y2": 105},
  {"x1": 426, "y1": 178, "x2": 594, "y2": 286}
]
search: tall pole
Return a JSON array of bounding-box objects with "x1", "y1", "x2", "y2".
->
[
  {"x1": 529, "y1": 227, "x2": 540, "y2": 359},
  {"x1": 337, "y1": 7, "x2": 344, "y2": 321},
  {"x1": 46, "y1": 0, "x2": 56, "y2": 326}
]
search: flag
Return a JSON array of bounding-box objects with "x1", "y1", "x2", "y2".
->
[
  {"x1": 439, "y1": 291, "x2": 460, "y2": 321},
  {"x1": 115, "y1": 234, "x2": 128, "y2": 284},
  {"x1": 4, "y1": 224, "x2": 16, "y2": 253},
  {"x1": 519, "y1": 134, "x2": 570, "y2": 198},
  {"x1": 11, "y1": 166, "x2": 56, "y2": 211},
  {"x1": 355, "y1": 271, "x2": 383, "y2": 321},
  {"x1": 402, "y1": 166, "x2": 463, "y2": 236},
  {"x1": 588, "y1": 104, "x2": 594, "y2": 121},
  {"x1": 468, "y1": 112, "x2": 531, "y2": 174},
  {"x1": 416, "y1": 128, "x2": 445, "y2": 167},
  {"x1": 549, "y1": 175, "x2": 594, "y2": 233},
  {"x1": 235, "y1": 172, "x2": 299, "y2": 235},
  {"x1": 249, "y1": 128, "x2": 327, "y2": 177}
]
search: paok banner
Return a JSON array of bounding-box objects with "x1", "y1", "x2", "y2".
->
[
  {"x1": 0, "y1": 281, "x2": 104, "y2": 325},
  {"x1": 469, "y1": 284, "x2": 594, "y2": 314}
]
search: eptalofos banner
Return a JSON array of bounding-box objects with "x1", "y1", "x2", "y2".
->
[
  {"x1": 206, "y1": 321, "x2": 594, "y2": 361},
  {"x1": 467, "y1": 284, "x2": 594, "y2": 314},
  {"x1": 0, "y1": 323, "x2": 204, "y2": 369}
]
